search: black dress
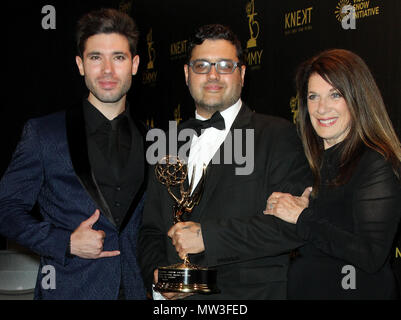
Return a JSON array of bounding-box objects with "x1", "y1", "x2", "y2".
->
[{"x1": 288, "y1": 143, "x2": 401, "y2": 299}]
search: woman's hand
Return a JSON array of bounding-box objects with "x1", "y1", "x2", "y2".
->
[{"x1": 264, "y1": 187, "x2": 312, "y2": 224}]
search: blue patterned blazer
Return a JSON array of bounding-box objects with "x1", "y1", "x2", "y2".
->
[{"x1": 0, "y1": 105, "x2": 146, "y2": 299}]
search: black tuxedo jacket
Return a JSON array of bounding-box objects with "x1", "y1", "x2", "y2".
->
[{"x1": 138, "y1": 104, "x2": 311, "y2": 299}]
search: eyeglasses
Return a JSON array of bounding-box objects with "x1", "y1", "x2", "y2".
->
[{"x1": 188, "y1": 59, "x2": 241, "y2": 74}]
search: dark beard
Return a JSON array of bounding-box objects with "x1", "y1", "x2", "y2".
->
[
  {"x1": 195, "y1": 100, "x2": 226, "y2": 114},
  {"x1": 190, "y1": 85, "x2": 242, "y2": 115},
  {"x1": 195, "y1": 92, "x2": 241, "y2": 116}
]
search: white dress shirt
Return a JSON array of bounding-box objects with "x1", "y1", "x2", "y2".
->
[{"x1": 187, "y1": 99, "x2": 242, "y2": 192}]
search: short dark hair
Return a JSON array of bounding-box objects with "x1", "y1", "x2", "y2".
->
[
  {"x1": 187, "y1": 24, "x2": 244, "y2": 65},
  {"x1": 76, "y1": 8, "x2": 139, "y2": 58}
]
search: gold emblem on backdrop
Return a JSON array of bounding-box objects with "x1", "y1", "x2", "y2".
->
[
  {"x1": 146, "y1": 117, "x2": 155, "y2": 128},
  {"x1": 246, "y1": 0, "x2": 260, "y2": 48},
  {"x1": 147, "y1": 28, "x2": 156, "y2": 70},
  {"x1": 289, "y1": 95, "x2": 299, "y2": 124},
  {"x1": 334, "y1": 0, "x2": 380, "y2": 24},
  {"x1": 174, "y1": 104, "x2": 182, "y2": 125},
  {"x1": 284, "y1": 6, "x2": 313, "y2": 36},
  {"x1": 142, "y1": 28, "x2": 158, "y2": 85},
  {"x1": 244, "y1": 0, "x2": 263, "y2": 69},
  {"x1": 118, "y1": 0, "x2": 133, "y2": 14},
  {"x1": 170, "y1": 40, "x2": 188, "y2": 61},
  {"x1": 334, "y1": 0, "x2": 352, "y2": 22}
]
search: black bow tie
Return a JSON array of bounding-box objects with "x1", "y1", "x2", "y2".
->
[{"x1": 184, "y1": 111, "x2": 226, "y2": 136}]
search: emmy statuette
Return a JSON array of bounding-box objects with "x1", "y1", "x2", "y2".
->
[{"x1": 154, "y1": 155, "x2": 219, "y2": 294}]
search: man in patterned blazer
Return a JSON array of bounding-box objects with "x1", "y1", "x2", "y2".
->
[{"x1": 0, "y1": 8, "x2": 146, "y2": 299}]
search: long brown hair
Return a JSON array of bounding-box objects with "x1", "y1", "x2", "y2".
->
[{"x1": 295, "y1": 49, "x2": 401, "y2": 195}]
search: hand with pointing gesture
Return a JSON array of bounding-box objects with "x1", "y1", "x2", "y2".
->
[
  {"x1": 70, "y1": 209, "x2": 120, "y2": 259},
  {"x1": 264, "y1": 187, "x2": 312, "y2": 224}
]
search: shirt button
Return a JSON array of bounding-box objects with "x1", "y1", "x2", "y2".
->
[
  {"x1": 114, "y1": 202, "x2": 121, "y2": 207},
  {"x1": 116, "y1": 186, "x2": 121, "y2": 191}
]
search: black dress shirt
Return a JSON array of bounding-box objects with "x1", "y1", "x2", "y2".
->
[
  {"x1": 289, "y1": 143, "x2": 401, "y2": 299},
  {"x1": 83, "y1": 99, "x2": 144, "y2": 230}
]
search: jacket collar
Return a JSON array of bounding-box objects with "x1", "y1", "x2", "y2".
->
[{"x1": 65, "y1": 103, "x2": 117, "y2": 227}]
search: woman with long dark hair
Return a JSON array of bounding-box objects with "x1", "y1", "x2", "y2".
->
[{"x1": 265, "y1": 49, "x2": 401, "y2": 299}]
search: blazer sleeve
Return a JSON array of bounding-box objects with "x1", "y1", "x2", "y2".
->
[
  {"x1": 0, "y1": 120, "x2": 71, "y2": 265},
  {"x1": 202, "y1": 123, "x2": 310, "y2": 266},
  {"x1": 265, "y1": 120, "x2": 312, "y2": 196},
  {"x1": 137, "y1": 166, "x2": 169, "y2": 292},
  {"x1": 296, "y1": 152, "x2": 401, "y2": 273}
]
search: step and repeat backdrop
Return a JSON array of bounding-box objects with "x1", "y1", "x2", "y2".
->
[{"x1": 2, "y1": 0, "x2": 401, "y2": 296}]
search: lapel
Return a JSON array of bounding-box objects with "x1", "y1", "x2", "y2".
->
[
  {"x1": 182, "y1": 104, "x2": 254, "y2": 221},
  {"x1": 118, "y1": 115, "x2": 148, "y2": 232},
  {"x1": 65, "y1": 105, "x2": 117, "y2": 228}
]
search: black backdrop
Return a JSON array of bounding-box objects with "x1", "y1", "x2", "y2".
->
[{"x1": 2, "y1": 0, "x2": 401, "y2": 297}]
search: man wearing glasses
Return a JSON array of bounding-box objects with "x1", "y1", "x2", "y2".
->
[{"x1": 138, "y1": 24, "x2": 310, "y2": 299}]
